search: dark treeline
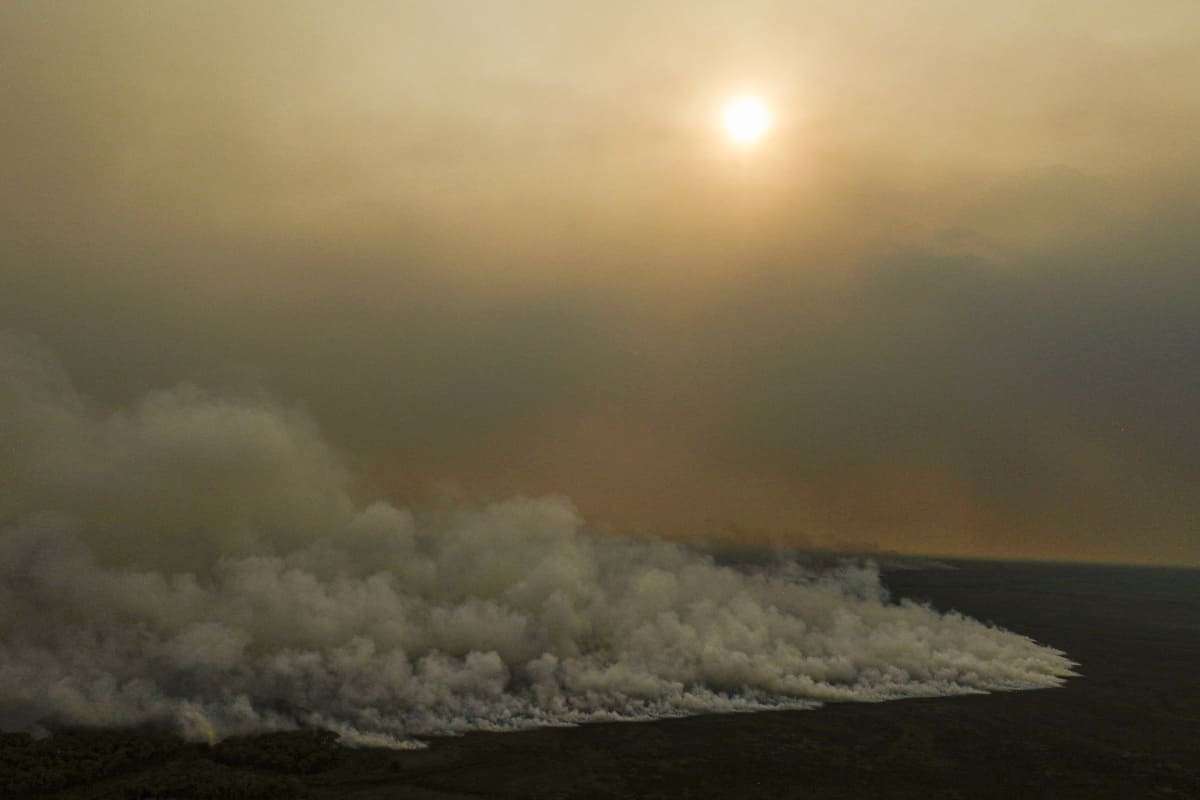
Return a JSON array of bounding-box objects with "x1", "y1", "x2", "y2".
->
[{"x1": 0, "y1": 729, "x2": 327, "y2": 799}]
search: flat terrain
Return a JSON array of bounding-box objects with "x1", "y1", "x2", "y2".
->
[{"x1": 4, "y1": 560, "x2": 1199, "y2": 798}]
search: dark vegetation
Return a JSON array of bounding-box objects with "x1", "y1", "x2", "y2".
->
[
  {"x1": 0, "y1": 730, "x2": 313, "y2": 800},
  {"x1": 210, "y1": 730, "x2": 340, "y2": 774},
  {"x1": 0, "y1": 730, "x2": 183, "y2": 797},
  {"x1": 2, "y1": 561, "x2": 1198, "y2": 798}
]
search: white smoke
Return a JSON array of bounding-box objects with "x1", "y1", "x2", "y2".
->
[{"x1": 0, "y1": 333, "x2": 1075, "y2": 747}]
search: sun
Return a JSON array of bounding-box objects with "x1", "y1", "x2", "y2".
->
[{"x1": 723, "y1": 98, "x2": 770, "y2": 144}]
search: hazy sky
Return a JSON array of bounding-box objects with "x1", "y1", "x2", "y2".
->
[{"x1": 3, "y1": 1, "x2": 1198, "y2": 564}]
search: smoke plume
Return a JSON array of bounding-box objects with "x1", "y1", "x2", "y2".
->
[{"x1": 0, "y1": 333, "x2": 1074, "y2": 747}]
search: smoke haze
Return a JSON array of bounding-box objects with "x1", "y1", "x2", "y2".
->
[
  {"x1": 3, "y1": 2, "x2": 1199, "y2": 564},
  {"x1": 1, "y1": 334, "x2": 1074, "y2": 746}
]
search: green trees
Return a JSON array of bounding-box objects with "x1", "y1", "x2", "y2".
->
[
  {"x1": 0, "y1": 730, "x2": 182, "y2": 796},
  {"x1": 0, "y1": 729, "x2": 334, "y2": 798},
  {"x1": 210, "y1": 730, "x2": 340, "y2": 774}
]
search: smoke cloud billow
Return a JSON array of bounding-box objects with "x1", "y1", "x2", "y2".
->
[{"x1": 0, "y1": 333, "x2": 1075, "y2": 747}]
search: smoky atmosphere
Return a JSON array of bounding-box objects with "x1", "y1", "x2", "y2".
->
[
  {"x1": 4, "y1": 1, "x2": 1198, "y2": 566},
  {"x1": 2, "y1": 4, "x2": 1200, "y2": 799}
]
